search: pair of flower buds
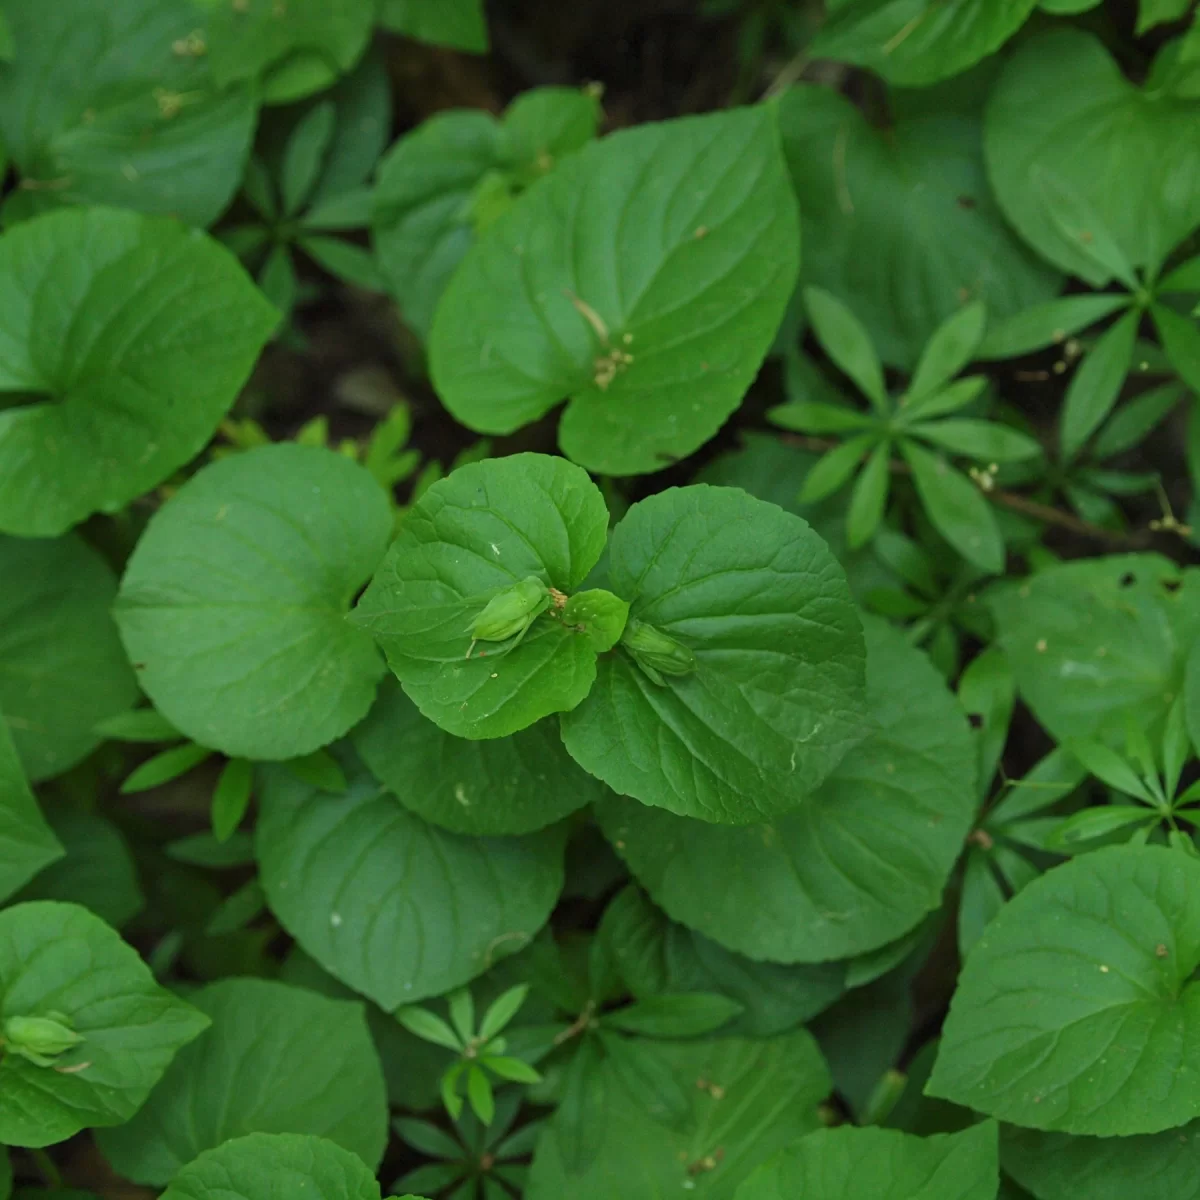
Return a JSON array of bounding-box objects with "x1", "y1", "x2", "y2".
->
[
  {"x1": 2, "y1": 1012, "x2": 84, "y2": 1068},
  {"x1": 466, "y1": 575, "x2": 695, "y2": 684}
]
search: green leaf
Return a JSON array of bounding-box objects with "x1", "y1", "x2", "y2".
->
[
  {"x1": 906, "y1": 303, "x2": 987, "y2": 405},
  {"x1": 779, "y1": 85, "x2": 1059, "y2": 368},
  {"x1": 0, "y1": 720, "x2": 62, "y2": 903},
  {"x1": 799, "y1": 434, "x2": 877, "y2": 504},
  {"x1": 0, "y1": 0, "x2": 255, "y2": 227},
  {"x1": 596, "y1": 618, "x2": 975, "y2": 961},
  {"x1": 527, "y1": 1031, "x2": 831, "y2": 1197},
  {"x1": 1138, "y1": 0, "x2": 1193, "y2": 33},
  {"x1": 15, "y1": 810, "x2": 144, "y2": 929},
  {"x1": 1034, "y1": 168, "x2": 1140, "y2": 290},
  {"x1": 466, "y1": 1064, "x2": 494, "y2": 1124},
  {"x1": 482, "y1": 1055, "x2": 541, "y2": 1084},
  {"x1": 846, "y1": 442, "x2": 891, "y2": 547},
  {"x1": 299, "y1": 236, "x2": 384, "y2": 290},
  {"x1": 211, "y1": 758, "x2": 254, "y2": 842},
  {"x1": 479, "y1": 985, "x2": 531, "y2": 1042},
  {"x1": 282, "y1": 749, "x2": 347, "y2": 794},
  {"x1": 204, "y1": 878, "x2": 266, "y2": 937},
  {"x1": 281, "y1": 101, "x2": 337, "y2": 217},
  {"x1": 560, "y1": 484, "x2": 869, "y2": 823},
  {"x1": 353, "y1": 679, "x2": 598, "y2": 836},
  {"x1": 1046, "y1": 804, "x2": 1156, "y2": 849},
  {"x1": 602, "y1": 993, "x2": 743, "y2": 1038},
  {"x1": 0, "y1": 901, "x2": 208, "y2": 1147},
  {"x1": 395, "y1": 1006, "x2": 463, "y2": 1052},
  {"x1": 911, "y1": 418, "x2": 1041, "y2": 463},
  {"x1": 977, "y1": 294, "x2": 1132, "y2": 359},
  {"x1": 115, "y1": 444, "x2": 391, "y2": 761},
  {"x1": 202, "y1": 0, "x2": 375, "y2": 105},
  {"x1": 1060, "y1": 309, "x2": 1139, "y2": 459},
  {"x1": 352, "y1": 454, "x2": 608, "y2": 740},
  {"x1": 900, "y1": 440, "x2": 1004, "y2": 573},
  {"x1": 0, "y1": 534, "x2": 138, "y2": 782},
  {"x1": 1002, "y1": 1120, "x2": 1200, "y2": 1200},
  {"x1": 373, "y1": 88, "x2": 599, "y2": 339},
  {"x1": 429, "y1": 107, "x2": 799, "y2": 475},
  {"x1": 928, "y1": 844, "x2": 1200, "y2": 1135},
  {"x1": 378, "y1": 0, "x2": 489, "y2": 52},
  {"x1": 603, "y1": 886, "x2": 845, "y2": 1036},
  {"x1": 735, "y1": 1121, "x2": 999, "y2": 1199},
  {"x1": 0, "y1": 207, "x2": 276, "y2": 536},
  {"x1": 988, "y1": 554, "x2": 1200, "y2": 743},
  {"x1": 957, "y1": 645, "x2": 1015, "y2": 794},
  {"x1": 808, "y1": 0, "x2": 1039, "y2": 86},
  {"x1": 767, "y1": 400, "x2": 875, "y2": 434},
  {"x1": 1064, "y1": 738, "x2": 1157, "y2": 802},
  {"x1": 93, "y1": 708, "x2": 181, "y2": 743},
  {"x1": 985, "y1": 31, "x2": 1200, "y2": 284},
  {"x1": 805, "y1": 287, "x2": 887, "y2": 412},
  {"x1": 158, "y1": 1132, "x2": 386, "y2": 1200},
  {"x1": 1188, "y1": 639, "x2": 1200, "y2": 760},
  {"x1": 1159, "y1": 253, "x2": 1200, "y2": 294},
  {"x1": 1152, "y1": 303, "x2": 1200, "y2": 395},
  {"x1": 256, "y1": 755, "x2": 565, "y2": 1008},
  {"x1": 96, "y1": 978, "x2": 386, "y2": 1183},
  {"x1": 120, "y1": 743, "x2": 212, "y2": 793},
  {"x1": 1091, "y1": 383, "x2": 1184, "y2": 460}
]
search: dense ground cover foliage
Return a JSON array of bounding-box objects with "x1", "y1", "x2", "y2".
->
[{"x1": 2, "y1": 1, "x2": 1200, "y2": 1197}]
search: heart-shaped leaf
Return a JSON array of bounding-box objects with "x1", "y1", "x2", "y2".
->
[
  {"x1": 96, "y1": 979, "x2": 387, "y2": 1185},
  {"x1": 777, "y1": 85, "x2": 1058, "y2": 367},
  {"x1": 735, "y1": 1121, "x2": 999, "y2": 1200},
  {"x1": 985, "y1": 31, "x2": 1200, "y2": 282},
  {"x1": 596, "y1": 618, "x2": 975, "y2": 960},
  {"x1": 351, "y1": 677, "x2": 603, "y2": 836},
  {"x1": 159, "y1": 1133, "x2": 383, "y2": 1200},
  {"x1": 928, "y1": 844, "x2": 1200, "y2": 1135},
  {"x1": 352, "y1": 453, "x2": 609, "y2": 739},
  {"x1": 0, "y1": 534, "x2": 138, "y2": 783},
  {"x1": 256, "y1": 753, "x2": 565, "y2": 1008},
  {"x1": 373, "y1": 87, "x2": 599, "y2": 338},
  {"x1": 526, "y1": 1032, "x2": 831, "y2": 1198},
  {"x1": 0, "y1": 208, "x2": 276, "y2": 537},
  {"x1": 988, "y1": 554, "x2": 1200, "y2": 744},
  {"x1": 808, "y1": 0, "x2": 1039, "y2": 86},
  {"x1": 0, "y1": 901, "x2": 209, "y2": 1147},
  {"x1": 429, "y1": 107, "x2": 799, "y2": 475},
  {"x1": 560, "y1": 484, "x2": 869, "y2": 823},
  {"x1": 115, "y1": 444, "x2": 392, "y2": 761},
  {"x1": 0, "y1": 0, "x2": 256, "y2": 227}
]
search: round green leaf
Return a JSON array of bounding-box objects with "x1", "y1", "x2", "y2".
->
[
  {"x1": 928, "y1": 845, "x2": 1200, "y2": 1135},
  {"x1": 256, "y1": 754, "x2": 566, "y2": 1008},
  {"x1": 373, "y1": 88, "x2": 599, "y2": 339},
  {"x1": 988, "y1": 554, "x2": 1200, "y2": 744},
  {"x1": 0, "y1": 900, "x2": 209, "y2": 1147},
  {"x1": 527, "y1": 1031, "x2": 831, "y2": 1197},
  {"x1": 985, "y1": 31, "x2": 1200, "y2": 283},
  {"x1": 159, "y1": 1133, "x2": 382, "y2": 1200},
  {"x1": 561, "y1": 485, "x2": 869, "y2": 823},
  {"x1": 96, "y1": 978, "x2": 387, "y2": 1184},
  {"x1": 0, "y1": 0, "x2": 256, "y2": 227},
  {"x1": 202, "y1": 0, "x2": 375, "y2": 105},
  {"x1": 13, "y1": 810, "x2": 144, "y2": 929},
  {"x1": 736, "y1": 1121, "x2": 999, "y2": 1199},
  {"x1": 777, "y1": 84, "x2": 1060, "y2": 368},
  {"x1": 0, "y1": 534, "x2": 137, "y2": 782},
  {"x1": 115, "y1": 444, "x2": 391, "y2": 761},
  {"x1": 1186, "y1": 637, "x2": 1200, "y2": 759},
  {"x1": 0, "y1": 208, "x2": 276, "y2": 537},
  {"x1": 0, "y1": 722, "x2": 62, "y2": 904},
  {"x1": 808, "y1": 0, "x2": 1038, "y2": 87},
  {"x1": 429, "y1": 107, "x2": 799, "y2": 476},
  {"x1": 351, "y1": 677, "x2": 602, "y2": 835},
  {"x1": 1002, "y1": 1120, "x2": 1200, "y2": 1200},
  {"x1": 352, "y1": 453, "x2": 609, "y2": 740},
  {"x1": 595, "y1": 618, "x2": 975, "y2": 960},
  {"x1": 379, "y1": 0, "x2": 488, "y2": 51}
]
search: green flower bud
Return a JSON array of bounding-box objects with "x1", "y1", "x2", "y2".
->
[
  {"x1": 3, "y1": 1012, "x2": 84, "y2": 1067},
  {"x1": 561, "y1": 588, "x2": 630, "y2": 653},
  {"x1": 466, "y1": 576, "x2": 550, "y2": 658},
  {"x1": 621, "y1": 617, "x2": 696, "y2": 685}
]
